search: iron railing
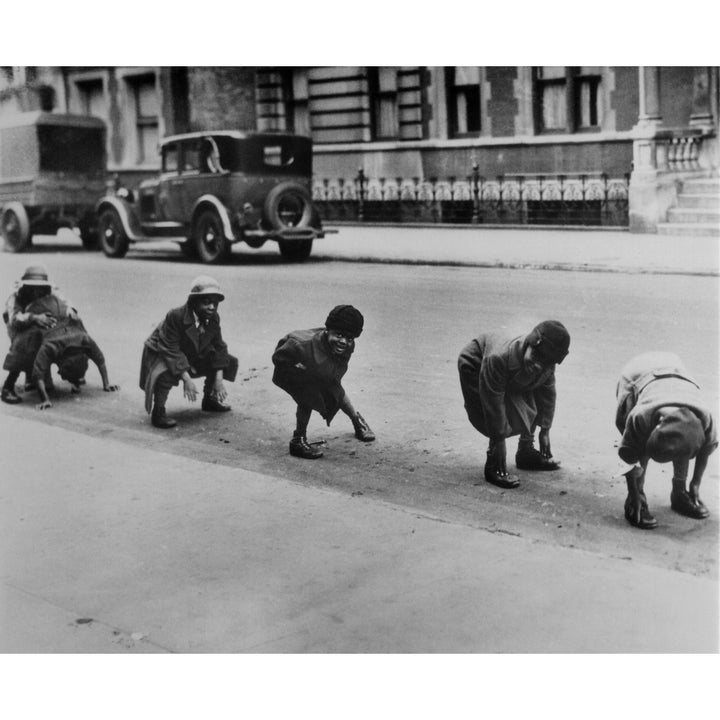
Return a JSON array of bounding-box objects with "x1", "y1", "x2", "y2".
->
[{"x1": 313, "y1": 166, "x2": 630, "y2": 227}]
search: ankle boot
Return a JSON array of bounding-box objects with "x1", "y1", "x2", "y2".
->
[
  {"x1": 352, "y1": 412, "x2": 375, "y2": 441},
  {"x1": 289, "y1": 434, "x2": 324, "y2": 459},
  {"x1": 152, "y1": 406, "x2": 177, "y2": 429}
]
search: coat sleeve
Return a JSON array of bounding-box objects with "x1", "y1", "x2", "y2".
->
[
  {"x1": 207, "y1": 324, "x2": 230, "y2": 369},
  {"x1": 151, "y1": 310, "x2": 191, "y2": 377},
  {"x1": 478, "y1": 353, "x2": 513, "y2": 439},
  {"x1": 618, "y1": 412, "x2": 651, "y2": 464},
  {"x1": 534, "y1": 372, "x2": 557, "y2": 429},
  {"x1": 84, "y1": 335, "x2": 106, "y2": 368}
]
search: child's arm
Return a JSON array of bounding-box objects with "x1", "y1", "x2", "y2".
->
[
  {"x1": 35, "y1": 378, "x2": 52, "y2": 410},
  {"x1": 86, "y1": 337, "x2": 119, "y2": 391}
]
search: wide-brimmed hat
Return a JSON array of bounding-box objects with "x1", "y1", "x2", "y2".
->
[
  {"x1": 20, "y1": 265, "x2": 51, "y2": 287},
  {"x1": 325, "y1": 304, "x2": 364, "y2": 338},
  {"x1": 527, "y1": 320, "x2": 570, "y2": 364},
  {"x1": 188, "y1": 275, "x2": 225, "y2": 302},
  {"x1": 647, "y1": 407, "x2": 705, "y2": 463}
]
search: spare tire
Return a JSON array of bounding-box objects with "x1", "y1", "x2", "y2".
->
[{"x1": 263, "y1": 182, "x2": 313, "y2": 230}]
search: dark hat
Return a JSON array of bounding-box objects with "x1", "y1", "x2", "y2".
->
[
  {"x1": 20, "y1": 265, "x2": 51, "y2": 287},
  {"x1": 528, "y1": 320, "x2": 570, "y2": 364},
  {"x1": 647, "y1": 407, "x2": 705, "y2": 463},
  {"x1": 58, "y1": 351, "x2": 89, "y2": 383},
  {"x1": 325, "y1": 304, "x2": 364, "y2": 338}
]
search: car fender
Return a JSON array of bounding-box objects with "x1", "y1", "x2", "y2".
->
[
  {"x1": 95, "y1": 196, "x2": 144, "y2": 241},
  {"x1": 192, "y1": 195, "x2": 235, "y2": 241}
]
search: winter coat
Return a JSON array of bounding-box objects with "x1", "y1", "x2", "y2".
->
[
  {"x1": 32, "y1": 317, "x2": 105, "y2": 380},
  {"x1": 458, "y1": 331, "x2": 557, "y2": 440},
  {"x1": 3, "y1": 295, "x2": 71, "y2": 373},
  {"x1": 272, "y1": 328, "x2": 352, "y2": 423},
  {"x1": 615, "y1": 351, "x2": 717, "y2": 464},
  {"x1": 139, "y1": 303, "x2": 236, "y2": 412}
]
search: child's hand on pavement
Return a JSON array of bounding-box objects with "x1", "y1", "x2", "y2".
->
[
  {"x1": 36, "y1": 400, "x2": 52, "y2": 410},
  {"x1": 212, "y1": 379, "x2": 227, "y2": 403},
  {"x1": 103, "y1": 384, "x2": 120, "y2": 392},
  {"x1": 183, "y1": 378, "x2": 198, "y2": 402}
]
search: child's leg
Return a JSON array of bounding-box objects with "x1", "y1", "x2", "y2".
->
[
  {"x1": 289, "y1": 404, "x2": 323, "y2": 459},
  {"x1": 340, "y1": 394, "x2": 375, "y2": 442},
  {"x1": 1, "y1": 371, "x2": 22, "y2": 403}
]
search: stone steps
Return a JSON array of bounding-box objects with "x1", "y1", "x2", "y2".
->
[{"x1": 658, "y1": 176, "x2": 720, "y2": 236}]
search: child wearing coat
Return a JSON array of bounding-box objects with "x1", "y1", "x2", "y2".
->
[{"x1": 272, "y1": 304, "x2": 374, "y2": 459}]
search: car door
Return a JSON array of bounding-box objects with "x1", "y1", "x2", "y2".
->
[{"x1": 156, "y1": 141, "x2": 184, "y2": 222}]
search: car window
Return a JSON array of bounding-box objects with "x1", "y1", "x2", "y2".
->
[
  {"x1": 263, "y1": 145, "x2": 295, "y2": 167},
  {"x1": 162, "y1": 143, "x2": 179, "y2": 173},
  {"x1": 183, "y1": 141, "x2": 200, "y2": 173}
]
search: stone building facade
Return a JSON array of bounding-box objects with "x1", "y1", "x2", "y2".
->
[{"x1": 1, "y1": 66, "x2": 718, "y2": 233}]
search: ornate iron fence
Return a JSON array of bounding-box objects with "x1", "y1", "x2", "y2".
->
[{"x1": 313, "y1": 167, "x2": 630, "y2": 227}]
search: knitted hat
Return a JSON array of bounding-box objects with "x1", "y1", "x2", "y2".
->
[
  {"x1": 527, "y1": 320, "x2": 570, "y2": 364},
  {"x1": 325, "y1": 304, "x2": 364, "y2": 337},
  {"x1": 188, "y1": 275, "x2": 224, "y2": 302},
  {"x1": 647, "y1": 407, "x2": 705, "y2": 463},
  {"x1": 20, "y1": 265, "x2": 51, "y2": 287}
]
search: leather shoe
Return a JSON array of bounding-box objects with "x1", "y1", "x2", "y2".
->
[
  {"x1": 202, "y1": 396, "x2": 231, "y2": 412},
  {"x1": 289, "y1": 436, "x2": 324, "y2": 459},
  {"x1": 624, "y1": 496, "x2": 658, "y2": 529},
  {"x1": 151, "y1": 411, "x2": 177, "y2": 429},
  {"x1": 671, "y1": 489, "x2": 710, "y2": 519},
  {"x1": 1, "y1": 388, "x2": 22, "y2": 404},
  {"x1": 516, "y1": 445, "x2": 560, "y2": 471},
  {"x1": 352, "y1": 412, "x2": 375, "y2": 442},
  {"x1": 484, "y1": 456, "x2": 520, "y2": 489}
]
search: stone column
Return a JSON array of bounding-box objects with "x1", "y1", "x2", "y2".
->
[
  {"x1": 630, "y1": 67, "x2": 671, "y2": 233},
  {"x1": 637, "y1": 66, "x2": 662, "y2": 127},
  {"x1": 689, "y1": 67, "x2": 714, "y2": 127}
]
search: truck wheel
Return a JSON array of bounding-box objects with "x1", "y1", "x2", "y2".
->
[
  {"x1": 1, "y1": 202, "x2": 32, "y2": 252},
  {"x1": 194, "y1": 209, "x2": 231, "y2": 264},
  {"x1": 98, "y1": 208, "x2": 129, "y2": 258},
  {"x1": 264, "y1": 182, "x2": 313, "y2": 230},
  {"x1": 279, "y1": 238, "x2": 313, "y2": 262}
]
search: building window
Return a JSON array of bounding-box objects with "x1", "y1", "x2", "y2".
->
[
  {"x1": 368, "y1": 67, "x2": 399, "y2": 140},
  {"x1": 533, "y1": 67, "x2": 602, "y2": 133},
  {"x1": 281, "y1": 69, "x2": 311, "y2": 137},
  {"x1": 446, "y1": 67, "x2": 481, "y2": 137},
  {"x1": 130, "y1": 75, "x2": 159, "y2": 164},
  {"x1": 76, "y1": 79, "x2": 105, "y2": 120}
]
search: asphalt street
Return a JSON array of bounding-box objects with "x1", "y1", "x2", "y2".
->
[{"x1": 1, "y1": 226, "x2": 718, "y2": 653}]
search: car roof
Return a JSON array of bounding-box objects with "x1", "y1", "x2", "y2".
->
[
  {"x1": 0, "y1": 111, "x2": 106, "y2": 130},
  {"x1": 160, "y1": 130, "x2": 306, "y2": 146}
]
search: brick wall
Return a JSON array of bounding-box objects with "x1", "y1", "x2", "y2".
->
[{"x1": 187, "y1": 67, "x2": 257, "y2": 131}]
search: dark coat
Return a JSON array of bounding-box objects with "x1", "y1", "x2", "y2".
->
[
  {"x1": 32, "y1": 318, "x2": 104, "y2": 380},
  {"x1": 615, "y1": 351, "x2": 717, "y2": 464},
  {"x1": 272, "y1": 327, "x2": 352, "y2": 423},
  {"x1": 3, "y1": 295, "x2": 70, "y2": 373},
  {"x1": 139, "y1": 303, "x2": 236, "y2": 410},
  {"x1": 458, "y1": 331, "x2": 557, "y2": 440}
]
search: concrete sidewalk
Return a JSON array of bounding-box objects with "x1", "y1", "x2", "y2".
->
[
  {"x1": 312, "y1": 225, "x2": 720, "y2": 276},
  {"x1": 1, "y1": 413, "x2": 716, "y2": 653}
]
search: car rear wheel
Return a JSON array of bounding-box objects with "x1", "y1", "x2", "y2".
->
[
  {"x1": 279, "y1": 238, "x2": 313, "y2": 262},
  {"x1": 1, "y1": 202, "x2": 32, "y2": 252},
  {"x1": 194, "y1": 210, "x2": 231, "y2": 264},
  {"x1": 98, "y1": 208, "x2": 130, "y2": 258}
]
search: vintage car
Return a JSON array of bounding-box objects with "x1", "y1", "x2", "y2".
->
[
  {"x1": 96, "y1": 130, "x2": 332, "y2": 263},
  {"x1": 0, "y1": 111, "x2": 107, "y2": 252}
]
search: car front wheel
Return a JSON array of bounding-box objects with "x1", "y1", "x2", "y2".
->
[
  {"x1": 98, "y1": 209, "x2": 130, "y2": 258},
  {"x1": 194, "y1": 210, "x2": 231, "y2": 264}
]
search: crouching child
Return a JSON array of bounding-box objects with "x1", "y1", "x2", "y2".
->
[
  {"x1": 32, "y1": 317, "x2": 119, "y2": 410},
  {"x1": 272, "y1": 304, "x2": 375, "y2": 459}
]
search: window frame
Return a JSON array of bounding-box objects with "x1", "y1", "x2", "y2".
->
[
  {"x1": 367, "y1": 67, "x2": 399, "y2": 141},
  {"x1": 445, "y1": 66, "x2": 482, "y2": 138},
  {"x1": 533, "y1": 66, "x2": 602, "y2": 134}
]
